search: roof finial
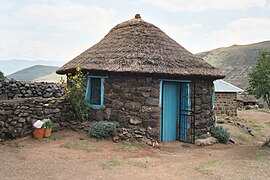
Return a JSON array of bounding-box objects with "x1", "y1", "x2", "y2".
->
[{"x1": 135, "y1": 14, "x2": 141, "y2": 19}]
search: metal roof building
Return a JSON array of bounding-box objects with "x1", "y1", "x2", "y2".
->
[{"x1": 214, "y1": 80, "x2": 244, "y2": 93}]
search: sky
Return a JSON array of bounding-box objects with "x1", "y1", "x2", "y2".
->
[{"x1": 0, "y1": 0, "x2": 270, "y2": 63}]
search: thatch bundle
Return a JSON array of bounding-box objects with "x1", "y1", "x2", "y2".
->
[{"x1": 57, "y1": 14, "x2": 224, "y2": 79}]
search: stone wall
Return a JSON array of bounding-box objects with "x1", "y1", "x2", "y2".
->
[
  {"x1": 87, "y1": 75, "x2": 160, "y2": 131},
  {"x1": 192, "y1": 80, "x2": 215, "y2": 140},
  {"x1": 214, "y1": 92, "x2": 237, "y2": 117},
  {"x1": 0, "y1": 98, "x2": 78, "y2": 142},
  {"x1": 0, "y1": 75, "x2": 216, "y2": 143},
  {"x1": 0, "y1": 78, "x2": 65, "y2": 100}
]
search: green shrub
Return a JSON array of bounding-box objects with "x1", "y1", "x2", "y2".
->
[
  {"x1": 210, "y1": 125, "x2": 230, "y2": 143},
  {"x1": 0, "y1": 71, "x2": 4, "y2": 79},
  {"x1": 42, "y1": 118, "x2": 53, "y2": 128},
  {"x1": 88, "y1": 121, "x2": 119, "y2": 139}
]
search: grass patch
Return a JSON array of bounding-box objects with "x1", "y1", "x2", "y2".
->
[
  {"x1": 257, "y1": 108, "x2": 270, "y2": 114},
  {"x1": 236, "y1": 133, "x2": 249, "y2": 142},
  {"x1": 181, "y1": 143, "x2": 191, "y2": 148},
  {"x1": 130, "y1": 160, "x2": 151, "y2": 168},
  {"x1": 249, "y1": 122, "x2": 263, "y2": 131},
  {"x1": 61, "y1": 141, "x2": 101, "y2": 152},
  {"x1": 266, "y1": 122, "x2": 270, "y2": 129},
  {"x1": 256, "y1": 149, "x2": 270, "y2": 163},
  {"x1": 113, "y1": 141, "x2": 149, "y2": 153},
  {"x1": 196, "y1": 160, "x2": 224, "y2": 174},
  {"x1": 47, "y1": 135, "x2": 70, "y2": 141},
  {"x1": 101, "y1": 159, "x2": 122, "y2": 169}
]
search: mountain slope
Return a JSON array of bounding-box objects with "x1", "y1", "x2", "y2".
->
[
  {"x1": 197, "y1": 41, "x2": 270, "y2": 90},
  {"x1": 7, "y1": 65, "x2": 60, "y2": 81},
  {"x1": 34, "y1": 72, "x2": 66, "y2": 83},
  {"x1": 0, "y1": 59, "x2": 64, "y2": 75}
]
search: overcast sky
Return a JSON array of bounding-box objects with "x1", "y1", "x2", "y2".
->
[{"x1": 0, "y1": 0, "x2": 270, "y2": 62}]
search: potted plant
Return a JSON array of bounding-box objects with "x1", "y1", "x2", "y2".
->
[
  {"x1": 33, "y1": 120, "x2": 45, "y2": 140},
  {"x1": 43, "y1": 119, "x2": 53, "y2": 138}
]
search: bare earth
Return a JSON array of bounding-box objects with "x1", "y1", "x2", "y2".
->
[{"x1": 0, "y1": 110, "x2": 269, "y2": 180}]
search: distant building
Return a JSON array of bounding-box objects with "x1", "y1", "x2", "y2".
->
[{"x1": 214, "y1": 80, "x2": 243, "y2": 117}]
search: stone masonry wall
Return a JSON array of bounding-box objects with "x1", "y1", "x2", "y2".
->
[
  {"x1": 0, "y1": 98, "x2": 78, "y2": 142},
  {"x1": 87, "y1": 75, "x2": 160, "y2": 131},
  {"x1": 0, "y1": 78, "x2": 65, "y2": 100},
  {"x1": 192, "y1": 80, "x2": 215, "y2": 140},
  {"x1": 214, "y1": 92, "x2": 237, "y2": 117}
]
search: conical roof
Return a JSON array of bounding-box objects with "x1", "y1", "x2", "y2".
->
[{"x1": 57, "y1": 14, "x2": 224, "y2": 79}]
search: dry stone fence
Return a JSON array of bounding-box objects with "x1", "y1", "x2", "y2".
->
[
  {"x1": 0, "y1": 78, "x2": 72, "y2": 142},
  {"x1": 0, "y1": 78, "x2": 65, "y2": 100}
]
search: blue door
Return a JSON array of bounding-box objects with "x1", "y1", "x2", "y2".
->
[
  {"x1": 161, "y1": 82, "x2": 178, "y2": 142},
  {"x1": 161, "y1": 81, "x2": 191, "y2": 142},
  {"x1": 179, "y1": 83, "x2": 190, "y2": 141}
]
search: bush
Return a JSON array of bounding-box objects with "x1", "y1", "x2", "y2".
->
[
  {"x1": 210, "y1": 125, "x2": 230, "y2": 143},
  {"x1": 88, "y1": 121, "x2": 119, "y2": 139},
  {"x1": 63, "y1": 66, "x2": 89, "y2": 120},
  {"x1": 0, "y1": 71, "x2": 4, "y2": 79}
]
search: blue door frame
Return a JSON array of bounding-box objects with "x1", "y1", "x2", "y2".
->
[{"x1": 160, "y1": 80, "x2": 191, "y2": 142}]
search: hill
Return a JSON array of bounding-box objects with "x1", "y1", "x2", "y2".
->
[
  {"x1": 0, "y1": 59, "x2": 64, "y2": 75},
  {"x1": 197, "y1": 41, "x2": 270, "y2": 90},
  {"x1": 7, "y1": 65, "x2": 60, "y2": 81},
  {"x1": 34, "y1": 72, "x2": 66, "y2": 83}
]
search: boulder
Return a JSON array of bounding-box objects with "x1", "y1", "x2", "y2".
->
[
  {"x1": 195, "y1": 137, "x2": 218, "y2": 146},
  {"x1": 129, "y1": 116, "x2": 142, "y2": 125}
]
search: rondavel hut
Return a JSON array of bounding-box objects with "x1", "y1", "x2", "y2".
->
[{"x1": 57, "y1": 14, "x2": 224, "y2": 143}]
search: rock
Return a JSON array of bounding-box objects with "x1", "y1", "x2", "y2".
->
[
  {"x1": 18, "y1": 118, "x2": 26, "y2": 123},
  {"x1": 262, "y1": 139, "x2": 270, "y2": 148},
  {"x1": 195, "y1": 137, "x2": 218, "y2": 146},
  {"x1": 142, "y1": 119, "x2": 158, "y2": 128},
  {"x1": 53, "y1": 108, "x2": 61, "y2": 113},
  {"x1": 142, "y1": 92, "x2": 150, "y2": 97},
  {"x1": 111, "y1": 100, "x2": 124, "y2": 110},
  {"x1": 129, "y1": 116, "x2": 142, "y2": 125},
  {"x1": 229, "y1": 138, "x2": 236, "y2": 144},
  {"x1": 124, "y1": 102, "x2": 142, "y2": 110},
  {"x1": 113, "y1": 136, "x2": 120, "y2": 143},
  {"x1": 0, "y1": 94, "x2": 8, "y2": 100},
  {"x1": 0, "y1": 108, "x2": 5, "y2": 115},
  {"x1": 104, "y1": 108, "x2": 112, "y2": 120},
  {"x1": 153, "y1": 141, "x2": 160, "y2": 148},
  {"x1": 145, "y1": 97, "x2": 159, "y2": 106},
  {"x1": 141, "y1": 106, "x2": 160, "y2": 113}
]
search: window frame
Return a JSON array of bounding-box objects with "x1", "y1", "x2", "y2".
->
[{"x1": 85, "y1": 75, "x2": 105, "y2": 109}]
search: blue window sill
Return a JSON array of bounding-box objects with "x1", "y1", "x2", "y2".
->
[{"x1": 89, "y1": 104, "x2": 103, "y2": 109}]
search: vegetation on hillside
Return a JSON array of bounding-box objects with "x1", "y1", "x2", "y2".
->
[
  {"x1": 248, "y1": 51, "x2": 270, "y2": 108},
  {"x1": 197, "y1": 41, "x2": 270, "y2": 90},
  {"x1": 0, "y1": 70, "x2": 4, "y2": 79}
]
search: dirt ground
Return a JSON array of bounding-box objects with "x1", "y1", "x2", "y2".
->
[{"x1": 0, "y1": 110, "x2": 269, "y2": 180}]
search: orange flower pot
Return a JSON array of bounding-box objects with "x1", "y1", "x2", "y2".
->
[
  {"x1": 33, "y1": 128, "x2": 45, "y2": 140},
  {"x1": 44, "y1": 128, "x2": 52, "y2": 138}
]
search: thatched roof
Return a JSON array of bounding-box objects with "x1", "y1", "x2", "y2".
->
[{"x1": 57, "y1": 14, "x2": 224, "y2": 79}]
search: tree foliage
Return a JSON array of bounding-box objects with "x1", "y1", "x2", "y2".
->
[
  {"x1": 0, "y1": 70, "x2": 4, "y2": 79},
  {"x1": 248, "y1": 51, "x2": 270, "y2": 108}
]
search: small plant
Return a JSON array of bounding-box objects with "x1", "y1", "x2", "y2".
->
[
  {"x1": 61, "y1": 141, "x2": 101, "y2": 152},
  {"x1": 88, "y1": 121, "x2": 119, "y2": 139},
  {"x1": 210, "y1": 124, "x2": 230, "y2": 143},
  {"x1": 113, "y1": 141, "x2": 149, "y2": 152},
  {"x1": 196, "y1": 159, "x2": 224, "y2": 174},
  {"x1": 43, "y1": 119, "x2": 53, "y2": 128},
  {"x1": 101, "y1": 159, "x2": 122, "y2": 169}
]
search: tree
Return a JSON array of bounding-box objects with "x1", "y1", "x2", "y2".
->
[
  {"x1": 0, "y1": 71, "x2": 4, "y2": 79},
  {"x1": 248, "y1": 51, "x2": 270, "y2": 108}
]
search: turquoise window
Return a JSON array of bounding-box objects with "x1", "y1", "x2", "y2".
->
[{"x1": 85, "y1": 76, "x2": 105, "y2": 109}]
